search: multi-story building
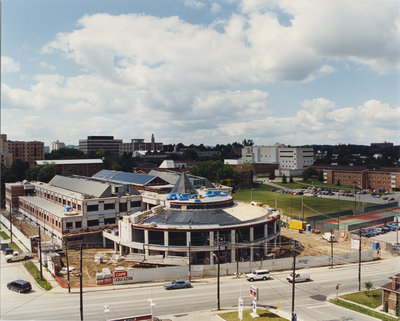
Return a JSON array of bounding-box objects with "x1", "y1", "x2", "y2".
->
[
  {"x1": 277, "y1": 146, "x2": 314, "y2": 176},
  {"x1": 0, "y1": 134, "x2": 13, "y2": 167},
  {"x1": 6, "y1": 175, "x2": 142, "y2": 245},
  {"x1": 313, "y1": 165, "x2": 400, "y2": 191},
  {"x1": 120, "y1": 134, "x2": 163, "y2": 155},
  {"x1": 50, "y1": 140, "x2": 65, "y2": 152},
  {"x1": 103, "y1": 173, "x2": 281, "y2": 266},
  {"x1": 79, "y1": 136, "x2": 122, "y2": 154},
  {"x1": 227, "y1": 144, "x2": 314, "y2": 176},
  {"x1": 7, "y1": 137, "x2": 44, "y2": 165}
]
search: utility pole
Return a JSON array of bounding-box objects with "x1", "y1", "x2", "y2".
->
[
  {"x1": 9, "y1": 206, "x2": 13, "y2": 243},
  {"x1": 301, "y1": 195, "x2": 304, "y2": 221},
  {"x1": 66, "y1": 245, "x2": 71, "y2": 293},
  {"x1": 291, "y1": 242, "x2": 296, "y2": 321},
  {"x1": 217, "y1": 241, "x2": 221, "y2": 311},
  {"x1": 330, "y1": 228, "x2": 333, "y2": 268},
  {"x1": 358, "y1": 229, "x2": 362, "y2": 292},
  {"x1": 188, "y1": 241, "x2": 191, "y2": 282},
  {"x1": 80, "y1": 243, "x2": 83, "y2": 321},
  {"x1": 38, "y1": 225, "x2": 43, "y2": 280}
]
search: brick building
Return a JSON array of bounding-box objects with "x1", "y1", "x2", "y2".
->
[
  {"x1": 6, "y1": 137, "x2": 44, "y2": 165},
  {"x1": 381, "y1": 274, "x2": 400, "y2": 316},
  {"x1": 35, "y1": 159, "x2": 103, "y2": 177},
  {"x1": 313, "y1": 165, "x2": 400, "y2": 190}
]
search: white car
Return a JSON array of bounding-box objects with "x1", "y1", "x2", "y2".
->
[{"x1": 245, "y1": 269, "x2": 270, "y2": 282}]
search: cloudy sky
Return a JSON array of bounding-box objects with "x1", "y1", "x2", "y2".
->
[{"x1": 2, "y1": 0, "x2": 399, "y2": 147}]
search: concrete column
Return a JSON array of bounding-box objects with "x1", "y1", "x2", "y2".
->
[
  {"x1": 144, "y1": 230, "x2": 149, "y2": 257},
  {"x1": 264, "y1": 223, "x2": 269, "y2": 253},
  {"x1": 231, "y1": 230, "x2": 236, "y2": 262},
  {"x1": 209, "y1": 231, "x2": 214, "y2": 264},
  {"x1": 114, "y1": 241, "x2": 118, "y2": 253},
  {"x1": 102, "y1": 236, "x2": 106, "y2": 248},
  {"x1": 274, "y1": 220, "x2": 277, "y2": 247},
  {"x1": 164, "y1": 231, "x2": 169, "y2": 257},
  {"x1": 186, "y1": 231, "x2": 191, "y2": 256},
  {"x1": 119, "y1": 244, "x2": 123, "y2": 254},
  {"x1": 250, "y1": 227, "x2": 254, "y2": 261}
]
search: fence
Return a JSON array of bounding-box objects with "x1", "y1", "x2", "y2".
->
[
  {"x1": 0, "y1": 214, "x2": 32, "y2": 251},
  {"x1": 347, "y1": 216, "x2": 395, "y2": 231},
  {"x1": 363, "y1": 202, "x2": 398, "y2": 213}
]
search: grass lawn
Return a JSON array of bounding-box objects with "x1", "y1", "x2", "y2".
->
[
  {"x1": 23, "y1": 261, "x2": 52, "y2": 291},
  {"x1": 330, "y1": 299, "x2": 397, "y2": 321},
  {"x1": 218, "y1": 309, "x2": 288, "y2": 321},
  {"x1": 0, "y1": 230, "x2": 10, "y2": 240},
  {"x1": 233, "y1": 184, "x2": 373, "y2": 218},
  {"x1": 341, "y1": 289, "x2": 382, "y2": 309},
  {"x1": 8, "y1": 242, "x2": 22, "y2": 252}
]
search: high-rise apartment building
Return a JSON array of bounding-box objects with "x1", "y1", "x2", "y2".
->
[
  {"x1": 7, "y1": 137, "x2": 44, "y2": 165},
  {"x1": 50, "y1": 140, "x2": 65, "y2": 152}
]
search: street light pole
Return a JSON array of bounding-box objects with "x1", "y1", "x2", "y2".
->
[
  {"x1": 358, "y1": 229, "x2": 362, "y2": 292},
  {"x1": 291, "y1": 242, "x2": 296, "y2": 321},
  {"x1": 217, "y1": 242, "x2": 221, "y2": 311}
]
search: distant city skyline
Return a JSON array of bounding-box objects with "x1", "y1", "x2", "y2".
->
[{"x1": 2, "y1": 0, "x2": 399, "y2": 146}]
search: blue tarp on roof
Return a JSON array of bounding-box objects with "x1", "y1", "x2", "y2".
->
[{"x1": 93, "y1": 170, "x2": 156, "y2": 186}]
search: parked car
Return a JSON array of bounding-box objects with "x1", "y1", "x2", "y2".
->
[
  {"x1": 7, "y1": 280, "x2": 32, "y2": 293},
  {"x1": 245, "y1": 269, "x2": 271, "y2": 282},
  {"x1": 0, "y1": 242, "x2": 9, "y2": 250},
  {"x1": 2, "y1": 247, "x2": 13, "y2": 255},
  {"x1": 164, "y1": 279, "x2": 191, "y2": 290},
  {"x1": 287, "y1": 271, "x2": 310, "y2": 283}
]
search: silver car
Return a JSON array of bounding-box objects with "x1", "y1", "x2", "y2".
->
[{"x1": 164, "y1": 279, "x2": 191, "y2": 290}]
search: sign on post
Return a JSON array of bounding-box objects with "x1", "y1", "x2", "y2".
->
[
  {"x1": 238, "y1": 297, "x2": 243, "y2": 320},
  {"x1": 249, "y1": 286, "x2": 259, "y2": 318},
  {"x1": 249, "y1": 285, "x2": 259, "y2": 301}
]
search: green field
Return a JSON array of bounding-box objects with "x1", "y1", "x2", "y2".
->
[
  {"x1": 219, "y1": 309, "x2": 288, "y2": 321},
  {"x1": 233, "y1": 184, "x2": 373, "y2": 219},
  {"x1": 341, "y1": 289, "x2": 382, "y2": 309}
]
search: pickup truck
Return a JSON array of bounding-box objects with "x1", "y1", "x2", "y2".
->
[{"x1": 5, "y1": 252, "x2": 33, "y2": 263}]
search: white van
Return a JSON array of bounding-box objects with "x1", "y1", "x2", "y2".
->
[
  {"x1": 286, "y1": 271, "x2": 310, "y2": 283},
  {"x1": 245, "y1": 269, "x2": 270, "y2": 282}
]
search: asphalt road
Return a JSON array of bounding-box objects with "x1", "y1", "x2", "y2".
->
[{"x1": 1, "y1": 249, "x2": 399, "y2": 321}]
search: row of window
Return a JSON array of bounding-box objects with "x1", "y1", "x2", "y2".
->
[
  {"x1": 87, "y1": 201, "x2": 141, "y2": 212},
  {"x1": 36, "y1": 188, "x2": 82, "y2": 211},
  {"x1": 19, "y1": 200, "x2": 62, "y2": 229}
]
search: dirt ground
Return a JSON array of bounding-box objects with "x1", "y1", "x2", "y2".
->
[{"x1": 280, "y1": 227, "x2": 355, "y2": 256}]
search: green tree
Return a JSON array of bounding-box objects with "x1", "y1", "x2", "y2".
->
[
  {"x1": 302, "y1": 167, "x2": 318, "y2": 182},
  {"x1": 190, "y1": 160, "x2": 224, "y2": 182},
  {"x1": 46, "y1": 147, "x2": 86, "y2": 160},
  {"x1": 26, "y1": 166, "x2": 41, "y2": 181},
  {"x1": 384, "y1": 300, "x2": 388, "y2": 312},
  {"x1": 10, "y1": 159, "x2": 31, "y2": 181},
  {"x1": 289, "y1": 175, "x2": 294, "y2": 183},
  {"x1": 37, "y1": 164, "x2": 55, "y2": 182},
  {"x1": 318, "y1": 170, "x2": 324, "y2": 182},
  {"x1": 269, "y1": 171, "x2": 276, "y2": 180},
  {"x1": 336, "y1": 179, "x2": 341, "y2": 186},
  {"x1": 364, "y1": 281, "x2": 373, "y2": 296},
  {"x1": 282, "y1": 174, "x2": 287, "y2": 184},
  {"x1": 215, "y1": 165, "x2": 240, "y2": 186}
]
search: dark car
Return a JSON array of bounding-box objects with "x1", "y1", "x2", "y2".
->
[
  {"x1": 7, "y1": 280, "x2": 32, "y2": 293},
  {"x1": 3, "y1": 247, "x2": 13, "y2": 255},
  {"x1": 164, "y1": 279, "x2": 191, "y2": 290}
]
